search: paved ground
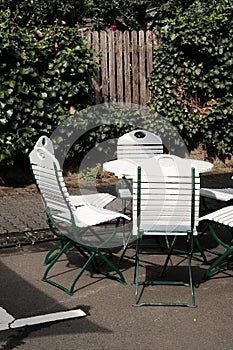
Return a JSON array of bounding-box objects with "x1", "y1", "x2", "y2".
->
[
  {"x1": 0, "y1": 238, "x2": 232, "y2": 349},
  {"x1": 0, "y1": 170, "x2": 232, "y2": 349}
]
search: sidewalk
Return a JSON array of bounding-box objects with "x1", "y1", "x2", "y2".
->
[
  {"x1": 0, "y1": 185, "x2": 48, "y2": 244},
  {"x1": 1, "y1": 170, "x2": 233, "y2": 240}
]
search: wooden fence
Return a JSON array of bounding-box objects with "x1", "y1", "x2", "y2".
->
[{"x1": 82, "y1": 30, "x2": 158, "y2": 106}]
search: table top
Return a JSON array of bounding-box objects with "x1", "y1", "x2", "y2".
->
[{"x1": 103, "y1": 156, "x2": 214, "y2": 178}]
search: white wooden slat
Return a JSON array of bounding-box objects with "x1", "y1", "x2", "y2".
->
[
  {"x1": 118, "y1": 153, "x2": 163, "y2": 159},
  {"x1": 140, "y1": 224, "x2": 195, "y2": 236},
  {"x1": 39, "y1": 183, "x2": 66, "y2": 195},
  {"x1": 133, "y1": 204, "x2": 197, "y2": 211},
  {"x1": 118, "y1": 149, "x2": 164, "y2": 153},
  {"x1": 32, "y1": 164, "x2": 64, "y2": 177},
  {"x1": 133, "y1": 187, "x2": 199, "y2": 194},
  {"x1": 118, "y1": 145, "x2": 164, "y2": 149},
  {"x1": 70, "y1": 193, "x2": 115, "y2": 208},
  {"x1": 133, "y1": 177, "x2": 200, "y2": 183},
  {"x1": 133, "y1": 203, "x2": 199, "y2": 211},
  {"x1": 200, "y1": 206, "x2": 233, "y2": 227},
  {"x1": 41, "y1": 195, "x2": 69, "y2": 208},
  {"x1": 200, "y1": 187, "x2": 233, "y2": 201}
]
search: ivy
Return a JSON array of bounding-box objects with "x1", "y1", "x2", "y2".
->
[
  {"x1": 149, "y1": 0, "x2": 233, "y2": 158},
  {"x1": 0, "y1": 10, "x2": 94, "y2": 165}
]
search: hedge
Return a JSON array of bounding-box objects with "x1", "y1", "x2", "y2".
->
[
  {"x1": 149, "y1": 0, "x2": 233, "y2": 159},
  {"x1": 0, "y1": 10, "x2": 94, "y2": 166}
]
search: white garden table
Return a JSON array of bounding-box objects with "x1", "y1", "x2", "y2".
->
[{"x1": 103, "y1": 156, "x2": 214, "y2": 178}]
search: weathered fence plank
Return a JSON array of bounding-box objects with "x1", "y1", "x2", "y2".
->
[
  {"x1": 109, "y1": 30, "x2": 116, "y2": 103},
  {"x1": 116, "y1": 31, "x2": 123, "y2": 102},
  {"x1": 132, "y1": 31, "x2": 139, "y2": 105},
  {"x1": 82, "y1": 30, "x2": 157, "y2": 105},
  {"x1": 124, "y1": 31, "x2": 131, "y2": 104},
  {"x1": 92, "y1": 31, "x2": 100, "y2": 104}
]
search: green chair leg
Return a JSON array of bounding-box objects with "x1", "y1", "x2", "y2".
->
[
  {"x1": 202, "y1": 224, "x2": 233, "y2": 281},
  {"x1": 133, "y1": 234, "x2": 196, "y2": 307}
]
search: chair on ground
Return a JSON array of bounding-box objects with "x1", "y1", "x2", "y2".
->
[
  {"x1": 29, "y1": 145, "x2": 130, "y2": 295},
  {"x1": 132, "y1": 155, "x2": 200, "y2": 307},
  {"x1": 199, "y1": 206, "x2": 233, "y2": 281}
]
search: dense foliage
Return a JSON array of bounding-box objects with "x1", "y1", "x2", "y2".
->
[
  {"x1": 149, "y1": 0, "x2": 233, "y2": 157},
  {"x1": 1, "y1": 0, "x2": 164, "y2": 29},
  {"x1": 0, "y1": 0, "x2": 232, "y2": 172},
  {"x1": 0, "y1": 10, "x2": 93, "y2": 165}
]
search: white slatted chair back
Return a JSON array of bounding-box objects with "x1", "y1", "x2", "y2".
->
[
  {"x1": 132, "y1": 155, "x2": 200, "y2": 236},
  {"x1": 29, "y1": 146, "x2": 130, "y2": 246},
  {"x1": 117, "y1": 130, "x2": 163, "y2": 160},
  {"x1": 29, "y1": 146, "x2": 77, "y2": 228},
  {"x1": 32, "y1": 136, "x2": 116, "y2": 209}
]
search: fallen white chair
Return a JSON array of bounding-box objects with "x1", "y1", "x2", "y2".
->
[{"x1": 29, "y1": 145, "x2": 130, "y2": 295}]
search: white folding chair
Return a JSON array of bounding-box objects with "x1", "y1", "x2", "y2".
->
[
  {"x1": 132, "y1": 155, "x2": 200, "y2": 307},
  {"x1": 29, "y1": 145, "x2": 130, "y2": 295}
]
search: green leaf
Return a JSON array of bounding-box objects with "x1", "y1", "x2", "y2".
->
[
  {"x1": 35, "y1": 100, "x2": 44, "y2": 109},
  {"x1": 6, "y1": 109, "x2": 13, "y2": 117}
]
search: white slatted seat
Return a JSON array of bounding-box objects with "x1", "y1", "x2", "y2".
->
[
  {"x1": 132, "y1": 154, "x2": 200, "y2": 307},
  {"x1": 200, "y1": 174, "x2": 233, "y2": 205},
  {"x1": 29, "y1": 145, "x2": 130, "y2": 295},
  {"x1": 34, "y1": 136, "x2": 116, "y2": 209},
  {"x1": 199, "y1": 206, "x2": 233, "y2": 280}
]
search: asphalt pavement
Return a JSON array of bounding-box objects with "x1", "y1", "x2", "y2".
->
[{"x1": 0, "y1": 171, "x2": 232, "y2": 349}]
